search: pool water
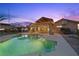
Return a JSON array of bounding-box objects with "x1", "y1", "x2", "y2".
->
[{"x1": 0, "y1": 34, "x2": 57, "y2": 56}]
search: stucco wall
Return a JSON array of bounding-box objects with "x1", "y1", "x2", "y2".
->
[{"x1": 55, "y1": 20, "x2": 78, "y2": 33}]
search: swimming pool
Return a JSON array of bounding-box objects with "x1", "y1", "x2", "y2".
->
[{"x1": 0, "y1": 34, "x2": 57, "y2": 56}]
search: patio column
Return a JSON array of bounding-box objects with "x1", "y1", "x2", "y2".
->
[{"x1": 38, "y1": 27, "x2": 40, "y2": 32}]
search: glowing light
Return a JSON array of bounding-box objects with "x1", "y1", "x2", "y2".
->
[
  {"x1": 0, "y1": 28, "x2": 5, "y2": 30},
  {"x1": 77, "y1": 24, "x2": 79, "y2": 30},
  {"x1": 57, "y1": 25, "x2": 62, "y2": 28}
]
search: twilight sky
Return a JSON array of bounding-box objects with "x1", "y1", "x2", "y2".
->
[{"x1": 0, "y1": 3, "x2": 79, "y2": 23}]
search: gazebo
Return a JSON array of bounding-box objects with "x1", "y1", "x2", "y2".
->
[{"x1": 29, "y1": 17, "x2": 57, "y2": 35}]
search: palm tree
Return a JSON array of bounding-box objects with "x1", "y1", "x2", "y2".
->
[{"x1": 0, "y1": 15, "x2": 8, "y2": 21}]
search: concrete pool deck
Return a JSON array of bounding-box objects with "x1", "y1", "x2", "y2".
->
[
  {"x1": 40, "y1": 34, "x2": 77, "y2": 56},
  {"x1": 0, "y1": 33, "x2": 78, "y2": 56}
]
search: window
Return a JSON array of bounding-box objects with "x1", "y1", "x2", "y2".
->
[{"x1": 57, "y1": 25, "x2": 62, "y2": 28}]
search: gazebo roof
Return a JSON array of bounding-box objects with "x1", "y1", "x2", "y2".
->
[{"x1": 36, "y1": 17, "x2": 54, "y2": 23}]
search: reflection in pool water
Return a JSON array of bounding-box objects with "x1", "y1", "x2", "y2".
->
[{"x1": 0, "y1": 34, "x2": 57, "y2": 56}]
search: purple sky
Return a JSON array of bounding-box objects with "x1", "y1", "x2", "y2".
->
[{"x1": 0, "y1": 3, "x2": 79, "y2": 23}]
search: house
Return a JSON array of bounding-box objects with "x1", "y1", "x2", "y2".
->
[
  {"x1": 15, "y1": 26, "x2": 30, "y2": 32},
  {"x1": 11, "y1": 22, "x2": 32, "y2": 32},
  {"x1": 0, "y1": 23, "x2": 13, "y2": 30},
  {"x1": 0, "y1": 23, "x2": 17, "y2": 32},
  {"x1": 55, "y1": 18, "x2": 79, "y2": 33},
  {"x1": 29, "y1": 17, "x2": 58, "y2": 35}
]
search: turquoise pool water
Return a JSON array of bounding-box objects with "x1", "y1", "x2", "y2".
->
[{"x1": 0, "y1": 34, "x2": 57, "y2": 56}]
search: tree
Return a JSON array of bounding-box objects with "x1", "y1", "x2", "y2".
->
[{"x1": 0, "y1": 15, "x2": 7, "y2": 21}]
